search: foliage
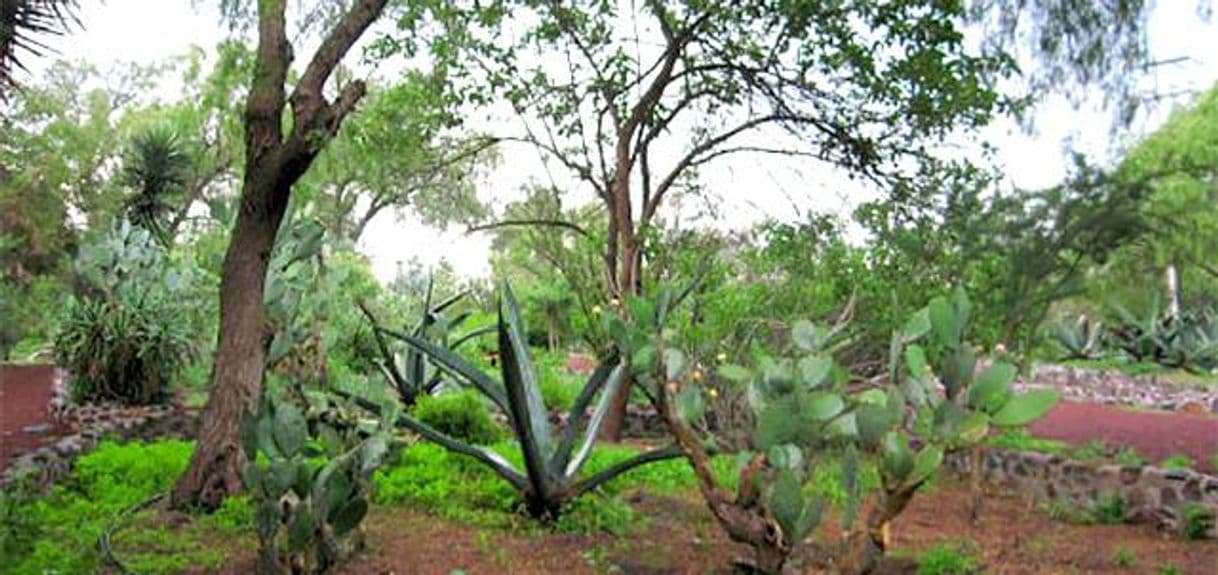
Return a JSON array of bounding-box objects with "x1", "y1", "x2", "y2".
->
[
  {"x1": 241, "y1": 394, "x2": 393, "y2": 574},
  {"x1": 1181, "y1": 503, "x2": 1214, "y2": 541},
  {"x1": 985, "y1": 429, "x2": 1067, "y2": 455},
  {"x1": 0, "y1": 440, "x2": 246, "y2": 575},
  {"x1": 361, "y1": 274, "x2": 493, "y2": 406},
  {"x1": 120, "y1": 126, "x2": 194, "y2": 244},
  {"x1": 1112, "y1": 547, "x2": 1137, "y2": 568},
  {"x1": 1050, "y1": 315, "x2": 1105, "y2": 360},
  {"x1": 608, "y1": 283, "x2": 1058, "y2": 574},
  {"x1": 0, "y1": 0, "x2": 78, "y2": 92},
  {"x1": 411, "y1": 390, "x2": 503, "y2": 446},
  {"x1": 356, "y1": 281, "x2": 680, "y2": 520},
  {"x1": 55, "y1": 222, "x2": 197, "y2": 404},
  {"x1": 917, "y1": 542, "x2": 980, "y2": 575},
  {"x1": 1089, "y1": 494, "x2": 1128, "y2": 525},
  {"x1": 1158, "y1": 454, "x2": 1195, "y2": 471}
]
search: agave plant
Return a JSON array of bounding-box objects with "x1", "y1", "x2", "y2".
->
[
  {"x1": 350, "y1": 281, "x2": 680, "y2": 520},
  {"x1": 359, "y1": 275, "x2": 493, "y2": 406},
  {"x1": 1049, "y1": 314, "x2": 1104, "y2": 360}
]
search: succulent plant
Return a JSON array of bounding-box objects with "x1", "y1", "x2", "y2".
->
[
  {"x1": 242, "y1": 394, "x2": 392, "y2": 574},
  {"x1": 1050, "y1": 314, "x2": 1105, "y2": 360},
  {"x1": 359, "y1": 274, "x2": 493, "y2": 407},
  {"x1": 351, "y1": 280, "x2": 680, "y2": 520}
]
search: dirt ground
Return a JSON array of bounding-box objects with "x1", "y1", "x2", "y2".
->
[
  {"x1": 1030, "y1": 401, "x2": 1218, "y2": 473},
  {"x1": 0, "y1": 364, "x2": 61, "y2": 471},
  {"x1": 202, "y1": 482, "x2": 1212, "y2": 575}
]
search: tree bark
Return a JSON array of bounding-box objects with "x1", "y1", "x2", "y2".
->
[{"x1": 171, "y1": 0, "x2": 388, "y2": 511}]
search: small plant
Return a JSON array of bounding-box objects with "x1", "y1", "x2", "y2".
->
[
  {"x1": 1112, "y1": 446, "x2": 1147, "y2": 467},
  {"x1": 917, "y1": 542, "x2": 980, "y2": 575},
  {"x1": 1089, "y1": 494, "x2": 1128, "y2": 525},
  {"x1": 411, "y1": 390, "x2": 503, "y2": 445},
  {"x1": 1050, "y1": 315, "x2": 1104, "y2": 360},
  {"x1": 359, "y1": 275, "x2": 492, "y2": 407},
  {"x1": 1070, "y1": 440, "x2": 1110, "y2": 462},
  {"x1": 243, "y1": 395, "x2": 393, "y2": 574},
  {"x1": 1181, "y1": 503, "x2": 1214, "y2": 540},
  {"x1": 1159, "y1": 454, "x2": 1195, "y2": 471},
  {"x1": 1157, "y1": 564, "x2": 1181, "y2": 575},
  {"x1": 1112, "y1": 547, "x2": 1136, "y2": 568},
  {"x1": 355, "y1": 281, "x2": 680, "y2": 521}
]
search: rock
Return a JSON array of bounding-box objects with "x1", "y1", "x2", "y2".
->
[{"x1": 21, "y1": 423, "x2": 52, "y2": 434}]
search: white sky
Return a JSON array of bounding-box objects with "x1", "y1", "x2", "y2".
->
[{"x1": 29, "y1": 0, "x2": 1218, "y2": 282}]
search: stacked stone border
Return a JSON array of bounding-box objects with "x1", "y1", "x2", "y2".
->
[
  {"x1": 947, "y1": 446, "x2": 1218, "y2": 539},
  {"x1": 1, "y1": 369, "x2": 199, "y2": 489},
  {"x1": 1015, "y1": 364, "x2": 1218, "y2": 413}
]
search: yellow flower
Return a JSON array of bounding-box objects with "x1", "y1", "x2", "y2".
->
[
  {"x1": 708, "y1": 388, "x2": 719, "y2": 399},
  {"x1": 716, "y1": 352, "x2": 727, "y2": 362},
  {"x1": 591, "y1": 305, "x2": 603, "y2": 315},
  {"x1": 692, "y1": 369, "x2": 704, "y2": 381}
]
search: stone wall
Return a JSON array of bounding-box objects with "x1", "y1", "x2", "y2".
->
[
  {"x1": 947, "y1": 447, "x2": 1218, "y2": 538},
  {"x1": 1015, "y1": 364, "x2": 1218, "y2": 413}
]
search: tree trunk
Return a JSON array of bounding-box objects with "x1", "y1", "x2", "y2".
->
[
  {"x1": 170, "y1": 0, "x2": 388, "y2": 511},
  {"x1": 171, "y1": 174, "x2": 284, "y2": 510}
]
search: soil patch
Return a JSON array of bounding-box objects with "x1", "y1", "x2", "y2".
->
[
  {"x1": 199, "y1": 480, "x2": 1217, "y2": 574},
  {"x1": 0, "y1": 364, "x2": 62, "y2": 472},
  {"x1": 1029, "y1": 401, "x2": 1218, "y2": 472}
]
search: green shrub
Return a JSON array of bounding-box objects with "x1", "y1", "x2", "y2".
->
[
  {"x1": 411, "y1": 390, "x2": 504, "y2": 445},
  {"x1": 1089, "y1": 494, "x2": 1127, "y2": 525},
  {"x1": 0, "y1": 440, "x2": 205, "y2": 575},
  {"x1": 1112, "y1": 446, "x2": 1147, "y2": 467},
  {"x1": 1112, "y1": 547, "x2": 1136, "y2": 568},
  {"x1": 917, "y1": 542, "x2": 980, "y2": 575},
  {"x1": 1159, "y1": 454, "x2": 1195, "y2": 471},
  {"x1": 1181, "y1": 503, "x2": 1214, "y2": 540},
  {"x1": 986, "y1": 429, "x2": 1068, "y2": 455}
]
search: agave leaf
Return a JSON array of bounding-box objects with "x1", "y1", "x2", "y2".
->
[
  {"x1": 499, "y1": 282, "x2": 555, "y2": 499},
  {"x1": 553, "y1": 359, "x2": 620, "y2": 469},
  {"x1": 383, "y1": 327, "x2": 510, "y2": 414},
  {"x1": 562, "y1": 365, "x2": 626, "y2": 477},
  {"x1": 991, "y1": 389, "x2": 1060, "y2": 427},
  {"x1": 450, "y1": 325, "x2": 495, "y2": 350},
  {"x1": 431, "y1": 289, "x2": 470, "y2": 316}
]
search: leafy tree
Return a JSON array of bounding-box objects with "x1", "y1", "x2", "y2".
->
[
  {"x1": 172, "y1": 0, "x2": 392, "y2": 511},
  {"x1": 300, "y1": 72, "x2": 496, "y2": 244}
]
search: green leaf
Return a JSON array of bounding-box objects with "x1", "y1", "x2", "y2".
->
[
  {"x1": 664, "y1": 348, "x2": 688, "y2": 380},
  {"x1": 968, "y1": 362, "x2": 1016, "y2": 413},
  {"x1": 902, "y1": 307, "x2": 931, "y2": 341},
  {"x1": 882, "y1": 432, "x2": 914, "y2": 479},
  {"x1": 856, "y1": 403, "x2": 891, "y2": 446},
  {"x1": 804, "y1": 392, "x2": 845, "y2": 421},
  {"x1": 797, "y1": 354, "x2": 833, "y2": 389},
  {"x1": 909, "y1": 445, "x2": 944, "y2": 484},
  {"x1": 942, "y1": 345, "x2": 976, "y2": 398},
  {"x1": 768, "y1": 468, "x2": 806, "y2": 540},
  {"x1": 792, "y1": 320, "x2": 825, "y2": 352},
  {"x1": 675, "y1": 385, "x2": 706, "y2": 423},
  {"x1": 272, "y1": 402, "x2": 308, "y2": 458},
  {"x1": 287, "y1": 507, "x2": 317, "y2": 552},
  {"x1": 766, "y1": 444, "x2": 803, "y2": 470},
  {"x1": 928, "y1": 296, "x2": 955, "y2": 348},
  {"x1": 330, "y1": 497, "x2": 369, "y2": 536},
  {"x1": 754, "y1": 397, "x2": 799, "y2": 450},
  {"x1": 904, "y1": 344, "x2": 928, "y2": 379},
  {"x1": 991, "y1": 390, "x2": 1060, "y2": 427},
  {"x1": 266, "y1": 459, "x2": 298, "y2": 498},
  {"x1": 717, "y1": 364, "x2": 751, "y2": 383},
  {"x1": 956, "y1": 412, "x2": 990, "y2": 444}
]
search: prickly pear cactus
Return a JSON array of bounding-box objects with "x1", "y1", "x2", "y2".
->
[{"x1": 242, "y1": 395, "x2": 391, "y2": 574}]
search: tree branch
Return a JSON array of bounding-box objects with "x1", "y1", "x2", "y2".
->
[{"x1": 467, "y1": 219, "x2": 592, "y2": 238}]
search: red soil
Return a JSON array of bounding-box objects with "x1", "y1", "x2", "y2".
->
[
  {"x1": 1029, "y1": 401, "x2": 1218, "y2": 472},
  {"x1": 0, "y1": 364, "x2": 61, "y2": 472}
]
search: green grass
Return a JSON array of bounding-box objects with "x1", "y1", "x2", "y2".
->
[
  {"x1": 986, "y1": 429, "x2": 1068, "y2": 455},
  {"x1": 1059, "y1": 358, "x2": 1218, "y2": 387},
  {"x1": 1112, "y1": 547, "x2": 1137, "y2": 568},
  {"x1": 0, "y1": 439, "x2": 249, "y2": 575},
  {"x1": 917, "y1": 541, "x2": 980, "y2": 575},
  {"x1": 1159, "y1": 454, "x2": 1195, "y2": 471}
]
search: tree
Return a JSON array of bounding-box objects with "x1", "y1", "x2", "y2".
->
[
  {"x1": 172, "y1": 0, "x2": 390, "y2": 511},
  {"x1": 0, "y1": 0, "x2": 77, "y2": 94},
  {"x1": 391, "y1": 0, "x2": 1036, "y2": 438},
  {"x1": 300, "y1": 74, "x2": 495, "y2": 245}
]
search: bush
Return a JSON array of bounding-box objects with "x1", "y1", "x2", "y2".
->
[
  {"x1": 411, "y1": 390, "x2": 504, "y2": 445},
  {"x1": 1181, "y1": 503, "x2": 1214, "y2": 540},
  {"x1": 917, "y1": 542, "x2": 980, "y2": 575},
  {"x1": 0, "y1": 440, "x2": 212, "y2": 575}
]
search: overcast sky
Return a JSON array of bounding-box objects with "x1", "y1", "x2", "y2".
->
[{"x1": 32, "y1": 1, "x2": 1218, "y2": 281}]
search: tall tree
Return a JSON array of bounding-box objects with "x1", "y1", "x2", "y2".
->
[{"x1": 172, "y1": 0, "x2": 389, "y2": 510}]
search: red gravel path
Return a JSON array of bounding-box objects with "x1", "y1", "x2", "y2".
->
[
  {"x1": 1029, "y1": 401, "x2": 1218, "y2": 473},
  {"x1": 0, "y1": 364, "x2": 60, "y2": 472}
]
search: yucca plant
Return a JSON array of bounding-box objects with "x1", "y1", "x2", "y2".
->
[
  {"x1": 120, "y1": 127, "x2": 194, "y2": 245},
  {"x1": 1049, "y1": 314, "x2": 1104, "y2": 360},
  {"x1": 358, "y1": 274, "x2": 493, "y2": 406},
  {"x1": 350, "y1": 281, "x2": 680, "y2": 520},
  {"x1": 0, "y1": 0, "x2": 77, "y2": 93}
]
